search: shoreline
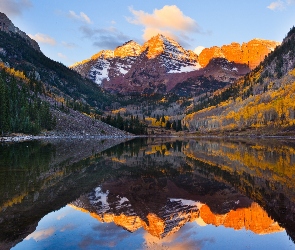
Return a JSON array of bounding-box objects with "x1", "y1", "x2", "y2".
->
[
  {"x1": 2, "y1": 133, "x2": 295, "y2": 143},
  {"x1": 0, "y1": 134, "x2": 137, "y2": 143}
]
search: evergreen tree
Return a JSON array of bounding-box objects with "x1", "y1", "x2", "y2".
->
[
  {"x1": 165, "y1": 120, "x2": 171, "y2": 130},
  {"x1": 176, "y1": 120, "x2": 182, "y2": 132},
  {"x1": 172, "y1": 120, "x2": 177, "y2": 131}
]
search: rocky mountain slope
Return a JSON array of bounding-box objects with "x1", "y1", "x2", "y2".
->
[
  {"x1": 184, "y1": 27, "x2": 295, "y2": 133},
  {"x1": 0, "y1": 12, "x2": 40, "y2": 52},
  {"x1": 72, "y1": 35, "x2": 278, "y2": 96},
  {"x1": 0, "y1": 12, "x2": 128, "y2": 137},
  {"x1": 71, "y1": 34, "x2": 203, "y2": 94}
]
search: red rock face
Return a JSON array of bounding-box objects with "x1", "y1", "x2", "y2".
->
[{"x1": 199, "y1": 39, "x2": 280, "y2": 69}]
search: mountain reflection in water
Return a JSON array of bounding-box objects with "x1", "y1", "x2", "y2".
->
[{"x1": 1, "y1": 137, "x2": 295, "y2": 249}]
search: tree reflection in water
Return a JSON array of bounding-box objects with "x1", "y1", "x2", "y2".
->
[{"x1": 1, "y1": 137, "x2": 295, "y2": 249}]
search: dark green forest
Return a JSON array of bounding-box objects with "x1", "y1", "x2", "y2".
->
[{"x1": 0, "y1": 68, "x2": 56, "y2": 135}]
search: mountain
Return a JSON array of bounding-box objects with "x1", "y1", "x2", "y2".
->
[
  {"x1": 72, "y1": 40, "x2": 142, "y2": 84},
  {"x1": 171, "y1": 58, "x2": 250, "y2": 97},
  {"x1": 71, "y1": 34, "x2": 203, "y2": 94},
  {"x1": 70, "y1": 183, "x2": 281, "y2": 238},
  {"x1": 71, "y1": 35, "x2": 278, "y2": 96},
  {"x1": 198, "y1": 39, "x2": 280, "y2": 69},
  {"x1": 0, "y1": 12, "x2": 128, "y2": 137},
  {"x1": 184, "y1": 26, "x2": 295, "y2": 134}
]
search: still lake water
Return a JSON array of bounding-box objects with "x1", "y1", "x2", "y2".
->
[{"x1": 1, "y1": 137, "x2": 295, "y2": 250}]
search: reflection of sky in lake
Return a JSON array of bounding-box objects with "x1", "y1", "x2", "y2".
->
[{"x1": 12, "y1": 205, "x2": 294, "y2": 250}]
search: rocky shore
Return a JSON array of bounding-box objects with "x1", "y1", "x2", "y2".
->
[{"x1": 0, "y1": 106, "x2": 136, "y2": 142}]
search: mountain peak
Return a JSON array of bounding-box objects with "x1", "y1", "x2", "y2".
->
[
  {"x1": 0, "y1": 12, "x2": 40, "y2": 52},
  {"x1": 141, "y1": 34, "x2": 188, "y2": 59},
  {"x1": 114, "y1": 40, "x2": 141, "y2": 58},
  {"x1": 91, "y1": 50, "x2": 114, "y2": 60}
]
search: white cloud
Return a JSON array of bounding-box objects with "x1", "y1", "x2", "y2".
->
[
  {"x1": 267, "y1": 0, "x2": 295, "y2": 10},
  {"x1": 58, "y1": 52, "x2": 68, "y2": 60},
  {"x1": 0, "y1": 0, "x2": 32, "y2": 17},
  {"x1": 194, "y1": 46, "x2": 205, "y2": 56},
  {"x1": 267, "y1": 1, "x2": 285, "y2": 10},
  {"x1": 62, "y1": 41, "x2": 77, "y2": 48},
  {"x1": 68, "y1": 10, "x2": 92, "y2": 24},
  {"x1": 25, "y1": 228, "x2": 55, "y2": 241},
  {"x1": 28, "y1": 33, "x2": 56, "y2": 45},
  {"x1": 127, "y1": 5, "x2": 201, "y2": 44}
]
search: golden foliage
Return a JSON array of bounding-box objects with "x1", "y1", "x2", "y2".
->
[
  {"x1": 0, "y1": 62, "x2": 28, "y2": 82},
  {"x1": 185, "y1": 78, "x2": 295, "y2": 132}
]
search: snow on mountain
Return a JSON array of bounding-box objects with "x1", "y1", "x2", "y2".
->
[
  {"x1": 89, "y1": 59, "x2": 110, "y2": 84},
  {"x1": 141, "y1": 34, "x2": 199, "y2": 73},
  {"x1": 71, "y1": 34, "x2": 276, "y2": 95},
  {"x1": 71, "y1": 35, "x2": 200, "y2": 87}
]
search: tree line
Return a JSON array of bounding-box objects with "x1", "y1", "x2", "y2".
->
[{"x1": 101, "y1": 113, "x2": 148, "y2": 135}]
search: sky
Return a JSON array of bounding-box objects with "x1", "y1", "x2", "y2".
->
[{"x1": 1, "y1": 0, "x2": 295, "y2": 66}]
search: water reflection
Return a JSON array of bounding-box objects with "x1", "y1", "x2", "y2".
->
[{"x1": 1, "y1": 138, "x2": 295, "y2": 249}]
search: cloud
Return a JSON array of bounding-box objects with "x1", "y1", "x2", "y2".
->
[
  {"x1": 127, "y1": 5, "x2": 202, "y2": 46},
  {"x1": 80, "y1": 25, "x2": 130, "y2": 49},
  {"x1": 25, "y1": 227, "x2": 55, "y2": 241},
  {"x1": 143, "y1": 224, "x2": 215, "y2": 250},
  {"x1": 194, "y1": 46, "x2": 205, "y2": 56},
  {"x1": 79, "y1": 223, "x2": 133, "y2": 249},
  {"x1": 267, "y1": 0, "x2": 295, "y2": 10},
  {"x1": 0, "y1": 0, "x2": 32, "y2": 17},
  {"x1": 267, "y1": 1, "x2": 286, "y2": 10},
  {"x1": 58, "y1": 52, "x2": 68, "y2": 60},
  {"x1": 68, "y1": 10, "x2": 92, "y2": 24},
  {"x1": 29, "y1": 33, "x2": 56, "y2": 45},
  {"x1": 62, "y1": 41, "x2": 77, "y2": 49}
]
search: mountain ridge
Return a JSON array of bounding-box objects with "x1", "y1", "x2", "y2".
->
[
  {"x1": 198, "y1": 38, "x2": 280, "y2": 69},
  {"x1": 71, "y1": 34, "x2": 278, "y2": 96},
  {"x1": 0, "y1": 12, "x2": 40, "y2": 52},
  {"x1": 71, "y1": 34, "x2": 201, "y2": 88}
]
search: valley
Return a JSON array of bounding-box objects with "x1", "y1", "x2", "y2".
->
[
  {"x1": 0, "y1": 11, "x2": 294, "y2": 137},
  {"x1": 1, "y1": 3, "x2": 295, "y2": 249}
]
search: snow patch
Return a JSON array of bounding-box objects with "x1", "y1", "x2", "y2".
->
[
  {"x1": 89, "y1": 59, "x2": 110, "y2": 85},
  {"x1": 90, "y1": 187, "x2": 110, "y2": 213},
  {"x1": 169, "y1": 198, "x2": 203, "y2": 209},
  {"x1": 116, "y1": 63, "x2": 129, "y2": 75},
  {"x1": 119, "y1": 197, "x2": 129, "y2": 205},
  {"x1": 168, "y1": 64, "x2": 201, "y2": 73}
]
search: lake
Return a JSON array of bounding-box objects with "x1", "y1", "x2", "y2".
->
[{"x1": 1, "y1": 137, "x2": 295, "y2": 250}]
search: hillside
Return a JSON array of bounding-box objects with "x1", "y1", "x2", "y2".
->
[
  {"x1": 184, "y1": 27, "x2": 295, "y2": 134},
  {"x1": 0, "y1": 12, "x2": 128, "y2": 137}
]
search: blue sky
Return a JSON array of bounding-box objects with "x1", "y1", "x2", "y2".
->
[{"x1": 1, "y1": 0, "x2": 295, "y2": 66}]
